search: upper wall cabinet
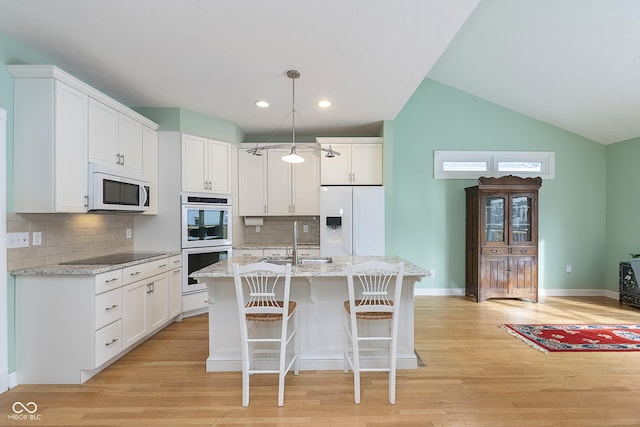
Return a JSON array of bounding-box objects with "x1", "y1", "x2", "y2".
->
[
  {"x1": 141, "y1": 127, "x2": 159, "y2": 215},
  {"x1": 181, "y1": 134, "x2": 231, "y2": 195},
  {"x1": 8, "y1": 65, "x2": 159, "y2": 213},
  {"x1": 267, "y1": 148, "x2": 319, "y2": 215},
  {"x1": 238, "y1": 148, "x2": 267, "y2": 216},
  {"x1": 317, "y1": 137, "x2": 383, "y2": 185},
  {"x1": 237, "y1": 145, "x2": 319, "y2": 216},
  {"x1": 88, "y1": 99, "x2": 143, "y2": 174}
]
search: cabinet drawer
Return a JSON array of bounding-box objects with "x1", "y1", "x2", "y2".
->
[
  {"x1": 94, "y1": 287, "x2": 123, "y2": 330},
  {"x1": 94, "y1": 270, "x2": 123, "y2": 295},
  {"x1": 481, "y1": 247, "x2": 508, "y2": 255},
  {"x1": 94, "y1": 319, "x2": 123, "y2": 367},
  {"x1": 297, "y1": 249, "x2": 320, "y2": 258},
  {"x1": 123, "y1": 258, "x2": 169, "y2": 285},
  {"x1": 168, "y1": 255, "x2": 182, "y2": 270},
  {"x1": 264, "y1": 249, "x2": 288, "y2": 257},
  {"x1": 233, "y1": 249, "x2": 264, "y2": 257},
  {"x1": 511, "y1": 247, "x2": 537, "y2": 256}
]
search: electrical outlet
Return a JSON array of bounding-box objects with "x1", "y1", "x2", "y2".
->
[
  {"x1": 566, "y1": 264, "x2": 572, "y2": 273},
  {"x1": 7, "y1": 232, "x2": 30, "y2": 248},
  {"x1": 126, "y1": 228, "x2": 132, "y2": 239},
  {"x1": 256, "y1": 225, "x2": 261, "y2": 233},
  {"x1": 303, "y1": 224, "x2": 309, "y2": 233},
  {"x1": 32, "y1": 232, "x2": 42, "y2": 246},
  {"x1": 427, "y1": 269, "x2": 435, "y2": 278}
]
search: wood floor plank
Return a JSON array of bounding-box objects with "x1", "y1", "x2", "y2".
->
[{"x1": 2, "y1": 296, "x2": 640, "y2": 426}]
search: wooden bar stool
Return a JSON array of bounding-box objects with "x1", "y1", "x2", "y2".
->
[
  {"x1": 232, "y1": 262, "x2": 299, "y2": 407},
  {"x1": 343, "y1": 261, "x2": 405, "y2": 404}
]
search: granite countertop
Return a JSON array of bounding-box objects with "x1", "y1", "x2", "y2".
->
[
  {"x1": 190, "y1": 255, "x2": 426, "y2": 279},
  {"x1": 11, "y1": 251, "x2": 181, "y2": 276}
]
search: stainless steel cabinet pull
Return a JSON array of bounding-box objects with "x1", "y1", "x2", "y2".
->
[
  {"x1": 105, "y1": 338, "x2": 119, "y2": 347},
  {"x1": 158, "y1": 264, "x2": 167, "y2": 268},
  {"x1": 105, "y1": 304, "x2": 119, "y2": 311},
  {"x1": 129, "y1": 271, "x2": 141, "y2": 276},
  {"x1": 105, "y1": 277, "x2": 119, "y2": 283}
]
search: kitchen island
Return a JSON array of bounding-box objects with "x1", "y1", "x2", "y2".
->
[{"x1": 191, "y1": 255, "x2": 426, "y2": 372}]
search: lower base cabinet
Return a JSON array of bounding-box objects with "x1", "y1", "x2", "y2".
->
[
  {"x1": 123, "y1": 273, "x2": 169, "y2": 349},
  {"x1": 14, "y1": 254, "x2": 182, "y2": 384}
]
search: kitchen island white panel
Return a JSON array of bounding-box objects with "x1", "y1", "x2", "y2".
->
[{"x1": 191, "y1": 255, "x2": 426, "y2": 372}]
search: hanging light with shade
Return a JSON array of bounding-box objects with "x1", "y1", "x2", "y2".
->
[{"x1": 246, "y1": 69, "x2": 340, "y2": 163}]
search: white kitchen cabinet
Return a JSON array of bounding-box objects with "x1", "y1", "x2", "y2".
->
[
  {"x1": 117, "y1": 114, "x2": 144, "y2": 173},
  {"x1": 15, "y1": 254, "x2": 178, "y2": 384},
  {"x1": 88, "y1": 90, "x2": 144, "y2": 174},
  {"x1": 8, "y1": 64, "x2": 159, "y2": 213},
  {"x1": 123, "y1": 258, "x2": 172, "y2": 349},
  {"x1": 168, "y1": 255, "x2": 183, "y2": 319},
  {"x1": 122, "y1": 279, "x2": 149, "y2": 349},
  {"x1": 88, "y1": 98, "x2": 118, "y2": 166},
  {"x1": 238, "y1": 148, "x2": 268, "y2": 215},
  {"x1": 11, "y1": 78, "x2": 88, "y2": 213},
  {"x1": 268, "y1": 148, "x2": 319, "y2": 215},
  {"x1": 292, "y1": 149, "x2": 320, "y2": 214},
  {"x1": 182, "y1": 134, "x2": 231, "y2": 194},
  {"x1": 16, "y1": 271, "x2": 122, "y2": 383},
  {"x1": 238, "y1": 145, "x2": 319, "y2": 216},
  {"x1": 148, "y1": 274, "x2": 169, "y2": 331},
  {"x1": 141, "y1": 126, "x2": 159, "y2": 215},
  {"x1": 318, "y1": 137, "x2": 383, "y2": 185}
]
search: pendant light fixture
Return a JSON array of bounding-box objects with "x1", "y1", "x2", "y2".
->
[
  {"x1": 281, "y1": 70, "x2": 305, "y2": 163},
  {"x1": 246, "y1": 69, "x2": 340, "y2": 162}
]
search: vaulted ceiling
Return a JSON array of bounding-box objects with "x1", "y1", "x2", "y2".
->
[{"x1": 1, "y1": 0, "x2": 638, "y2": 144}]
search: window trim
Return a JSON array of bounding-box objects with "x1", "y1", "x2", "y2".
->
[{"x1": 434, "y1": 150, "x2": 555, "y2": 180}]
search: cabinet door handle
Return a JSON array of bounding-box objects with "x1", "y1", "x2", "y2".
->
[
  {"x1": 129, "y1": 271, "x2": 142, "y2": 277},
  {"x1": 105, "y1": 277, "x2": 119, "y2": 283},
  {"x1": 158, "y1": 264, "x2": 167, "y2": 268},
  {"x1": 116, "y1": 153, "x2": 121, "y2": 165},
  {"x1": 121, "y1": 154, "x2": 125, "y2": 166},
  {"x1": 105, "y1": 304, "x2": 119, "y2": 311},
  {"x1": 105, "y1": 338, "x2": 119, "y2": 347}
]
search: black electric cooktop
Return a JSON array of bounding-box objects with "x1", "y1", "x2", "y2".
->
[{"x1": 60, "y1": 252, "x2": 162, "y2": 265}]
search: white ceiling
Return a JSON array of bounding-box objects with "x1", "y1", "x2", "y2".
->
[{"x1": 1, "y1": 1, "x2": 638, "y2": 144}]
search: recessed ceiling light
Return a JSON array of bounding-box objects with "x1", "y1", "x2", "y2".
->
[
  {"x1": 317, "y1": 100, "x2": 332, "y2": 108},
  {"x1": 255, "y1": 100, "x2": 270, "y2": 108}
]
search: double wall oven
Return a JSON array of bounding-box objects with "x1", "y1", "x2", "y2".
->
[{"x1": 181, "y1": 193, "x2": 232, "y2": 295}]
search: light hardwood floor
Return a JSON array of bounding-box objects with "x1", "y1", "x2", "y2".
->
[{"x1": 2, "y1": 296, "x2": 640, "y2": 426}]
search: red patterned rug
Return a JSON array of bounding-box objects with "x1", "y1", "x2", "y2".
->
[{"x1": 500, "y1": 324, "x2": 640, "y2": 353}]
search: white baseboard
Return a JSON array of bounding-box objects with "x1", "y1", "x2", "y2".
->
[
  {"x1": 8, "y1": 371, "x2": 18, "y2": 389},
  {"x1": 414, "y1": 287, "x2": 620, "y2": 300}
]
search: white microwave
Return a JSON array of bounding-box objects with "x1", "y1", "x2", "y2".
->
[{"x1": 88, "y1": 162, "x2": 150, "y2": 212}]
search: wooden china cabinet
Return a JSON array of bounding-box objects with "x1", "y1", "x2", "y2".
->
[{"x1": 465, "y1": 176, "x2": 542, "y2": 302}]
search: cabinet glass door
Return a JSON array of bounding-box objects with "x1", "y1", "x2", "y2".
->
[
  {"x1": 484, "y1": 196, "x2": 505, "y2": 242},
  {"x1": 511, "y1": 195, "x2": 532, "y2": 243}
]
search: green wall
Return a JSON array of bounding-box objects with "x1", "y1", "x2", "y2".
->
[
  {"x1": 605, "y1": 137, "x2": 640, "y2": 291},
  {"x1": 134, "y1": 107, "x2": 244, "y2": 143},
  {"x1": 390, "y1": 78, "x2": 607, "y2": 293}
]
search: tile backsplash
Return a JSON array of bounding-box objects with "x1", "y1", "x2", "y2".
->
[
  {"x1": 7, "y1": 213, "x2": 135, "y2": 271},
  {"x1": 242, "y1": 216, "x2": 320, "y2": 247}
]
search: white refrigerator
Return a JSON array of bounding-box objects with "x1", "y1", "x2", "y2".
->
[{"x1": 320, "y1": 186, "x2": 385, "y2": 256}]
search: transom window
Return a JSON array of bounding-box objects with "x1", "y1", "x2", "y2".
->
[{"x1": 434, "y1": 151, "x2": 555, "y2": 179}]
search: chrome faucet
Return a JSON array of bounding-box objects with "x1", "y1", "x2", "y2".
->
[{"x1": 292, "y1": 221, "x2": 299, "y2": 265}]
